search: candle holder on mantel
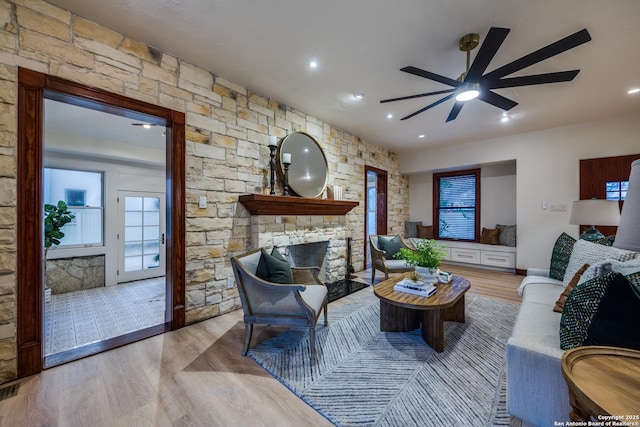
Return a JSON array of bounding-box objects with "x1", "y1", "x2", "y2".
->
[
  {"x1": 268, "y1": 142, "x2": 277, "y2": 195},
  {"x1": 282, "y1": 156, "x2": 292, "y2": 196}
]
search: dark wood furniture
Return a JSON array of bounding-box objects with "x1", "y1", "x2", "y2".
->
[
  {"x1": 373, "y1": 273, "x2": 470, "y2": 352},
  {"x1": 561, "y1": 346, "x2": 640, "y2": 422},
  {"x1": 238, "y1": 193, "x2": 359, "y2": 216}
]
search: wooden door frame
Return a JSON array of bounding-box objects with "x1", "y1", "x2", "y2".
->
[
  {"x1": 17, "y1": 68, "x2": 186, "y2": 377},
  {"x1": 364, "y1": 166, "x2": 388, "y2": 268}
]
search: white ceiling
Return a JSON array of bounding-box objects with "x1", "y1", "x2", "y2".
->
[{"x1": 45, "y1": 0, "x2": 640, "y2": 153}]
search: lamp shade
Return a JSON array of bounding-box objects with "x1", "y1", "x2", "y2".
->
[
  {"x1": 613, "y1": 159, "x2": 640, "y2": 251},
  {"x1": 569, "y1": 199, "x2": 621, "y2": 226}
]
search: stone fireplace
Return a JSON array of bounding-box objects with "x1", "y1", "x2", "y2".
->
[{"x1": 249, "y1": 215, "x2": 350, "y2": 284}]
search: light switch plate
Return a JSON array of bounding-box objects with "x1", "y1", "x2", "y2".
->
[{"x1": 198, "y1": 196, "x2": 207, "y2": 208}]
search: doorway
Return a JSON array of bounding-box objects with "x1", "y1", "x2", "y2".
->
[
  {"x1": 17, "y1": 68, "x2": 186, "y2": 377},
  {"x1": 364, "y1": 166, "x2": 388, "y2": 268}
]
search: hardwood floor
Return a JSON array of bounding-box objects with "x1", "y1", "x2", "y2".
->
[{"x1": 0, "y1": 266, "x2": 522, "y2": 427}]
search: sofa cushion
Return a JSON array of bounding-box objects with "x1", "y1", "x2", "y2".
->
[
  {"x1": 379, "y1": 235, "x2": 403, "y2": 260},
  {"x1": 496, "y1": 224, "x2": 516, "y2": 247},
  {"x1": 553, "y1": 263, "x2": 590, "y2": 313},
  {"x1": 480, "y1": 227, "x2": 499, "y2": 245},
  {"x1": 404, "y1": 221, "x2": 421, "y2": 238},
  {"x1": 562, "y1": 239, "x2": 639, "y2": 287},
  {"x1": 548, "y1": 232, "x2": 576, "y2": 281},
  {"x1": 560, "y1": 272, "x2": 640, "y2": 350},
  {"x1": 256, "y1": 248, "x2": 293, "y2": 284},
  {"x1": 510, "y1": 280, "x2": 566, "y2": 358},
  {"x1": 417, "y1": 225, "x2": 434, "y2": 239}
]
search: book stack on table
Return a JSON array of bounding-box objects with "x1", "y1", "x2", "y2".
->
[{"x1": 394, "y1": 279, "x2": 437, "y2": 297}]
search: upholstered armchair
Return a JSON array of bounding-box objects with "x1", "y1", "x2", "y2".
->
[
  {"x1": 369, "y1": 235, "x2": 414, "y2": 283},
  {"x1": 230, "y1": 248, "x2": 329, "y2": 360}
]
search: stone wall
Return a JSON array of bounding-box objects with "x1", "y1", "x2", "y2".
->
[
  {"x1": 0, "y1": 0, "x2": 409, "y2": 383},
  {"x1": 45, "y1": 255, "x2": 105, "y2": 294}
]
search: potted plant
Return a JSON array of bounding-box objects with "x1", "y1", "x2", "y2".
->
[
  {"x1": 43, "y1": 201, "x2": 75, "y2": 301},
  {"x1": 395, "y1": 239, "x2": 447, "y2": 279}
]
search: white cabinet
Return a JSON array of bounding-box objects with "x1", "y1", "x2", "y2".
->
[
  {"x1": 450, "y1": 247, "x2": 481, "y2": 264},
  {"x1": 481, "y1": 251, "x2": 516, "y2": 269}
]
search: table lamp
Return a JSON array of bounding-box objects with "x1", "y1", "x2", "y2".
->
[
  {"x1": 569, "y1": 199, "x2": 621, "y2": 241},
  {"x1": 613, "y1": 159, "x2": 640, "y2": 251}
]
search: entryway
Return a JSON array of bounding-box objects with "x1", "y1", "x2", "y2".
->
[{"x1": 16, "y1": 68, "x2": 186, "y2": 377}]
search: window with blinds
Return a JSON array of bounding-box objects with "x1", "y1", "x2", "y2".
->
[{"x1": 434, "y1": 169, "x2": 480, "y2": 241}]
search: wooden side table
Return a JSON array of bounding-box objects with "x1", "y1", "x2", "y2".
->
[{"x1": 561, "y1": 346, "x2": 640, "y2": 422}]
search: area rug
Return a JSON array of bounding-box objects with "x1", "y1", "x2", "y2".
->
[{"x1": 248, "y1": 288, "x2": 520, "y2": 426}]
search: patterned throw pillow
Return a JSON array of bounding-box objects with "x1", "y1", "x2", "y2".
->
[
  {"x1": 417, "y1": 225, "x2": 434, "y2": 239},
  {"x1": 594, "y1": 235, "x2": 616, "y2": 246},
  {"x1": 583, "y1": 271, "x2": 640, "y2": 350},
  {"x1": 378, "y1": 235, "x2": 403, "y2": 260},
  {"x1": 553, "y1": 263, "x2": 590, "y2": 313},
  {"x1": 404, "y1": 221, "x2": 422, "y2": 238},
  {"x1": 562, "y1": 239, "x2": 640, "y2": 287},
  {"x1": 560, "y1": 272, "x2": 640, "y2": 351},
  {"x1": 496, "y1": 224, "x2": 516, "y2": 247},
  {"x1": 549, "y1": 232, "x2": 577, "y2": 281},
  {"x1": 480, "y1": 227, "x2": 499, "y2": 245},
  {"x1": 560, "y1": 272, "x2": 617, "y2": 350}
]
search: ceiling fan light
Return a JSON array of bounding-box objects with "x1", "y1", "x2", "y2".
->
[{"x1": 455, "y1": 83, "x2": 480, "y2": 102}]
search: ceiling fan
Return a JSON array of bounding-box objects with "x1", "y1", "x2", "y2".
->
[{"x1": 380, "y1": 27, "x2": 591, "y2": 122}]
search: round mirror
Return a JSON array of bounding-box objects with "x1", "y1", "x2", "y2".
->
[{"x1": 278, "y1": 132, "x2": 328, "y2": 198}]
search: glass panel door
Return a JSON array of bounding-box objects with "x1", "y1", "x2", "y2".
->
[{"x1": 118, "y1": 191, "x2": 165, "y2": 283}]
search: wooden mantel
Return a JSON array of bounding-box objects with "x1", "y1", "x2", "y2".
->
[{"x1": 239, "y1": 194, "x2": 359, "y2": 216}]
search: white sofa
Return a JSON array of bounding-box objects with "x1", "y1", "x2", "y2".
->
[{"x1": 506, "y1": 268, "x2": 571, "y2": 426}]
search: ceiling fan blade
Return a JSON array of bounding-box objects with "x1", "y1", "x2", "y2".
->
[
  {"x1": 401, "y1": 93, "x2": 456, "y2": 120},
  {"x1": 464, "y1": 27, "x2": 510, "y2": 82},
  {"x1": 380, "y1": 88, "x2": 455, "y2": 103},
  {"x1": 488, "y1": 70, "x2": 580, "y2": 89},
  {"x1": 445, "y1": 102, "x2": 464, "y2": 122},
  {"x1": 478, "y1": 90, "x2": 518, "y2": 111},
  {"x1": 401, "y1": 66, "x2": 461, "y2": 88},
  {"x1": 483, "y1": 29, "x2": 591, "y2": 80}
]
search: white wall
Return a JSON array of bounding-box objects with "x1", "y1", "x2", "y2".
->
[
  {"x1": 45, "y1": 153, "x2": 165, "y2": 286},
  {"x1": 408, "y1": 162, "x2": 516, "y2": 232},
  {"x1": 401, "y1": 112, "x2": 640, "y2": 269}
]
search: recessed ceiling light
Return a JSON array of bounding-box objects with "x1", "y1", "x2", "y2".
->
[
  {"x1": 628, "y1": 88, "x2": 640, "y2": 94},
  {"x1": 387, "y1": 114, "x2": 393, "y2": 119},
  {"x1": 309, "y1": 60, "x2": 318, "y2": 69},
  {"x1": 419, "y1": 134, "x2": 425, "y2": 138},
  {"x1": 354, "y1": 93, "x2": 364, "y2": 100}
]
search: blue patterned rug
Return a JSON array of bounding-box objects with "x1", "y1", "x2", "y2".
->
[{"x1": 248, "y1": 288, "x2": 520, "y2": 426}]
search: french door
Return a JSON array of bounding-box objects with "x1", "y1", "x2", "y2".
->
[{"x1": 118, "y1": 191, "x2": 166, "y2": 283}]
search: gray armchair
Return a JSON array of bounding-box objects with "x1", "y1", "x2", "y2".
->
[
  {"x1": 369, "y1": 235, "x2": 414, "y2": 283},
  {"x1": 230, "y1": 248, "x2": 329, "y2": 360}
]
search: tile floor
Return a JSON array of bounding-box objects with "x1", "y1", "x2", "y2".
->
[{"x1": 44, "y1": 277, "x2": 166, "y2": 356}]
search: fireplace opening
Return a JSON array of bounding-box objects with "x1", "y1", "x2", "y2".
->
[{"x1": 283, "y1": 237, "x2": 367, "y2": 302}]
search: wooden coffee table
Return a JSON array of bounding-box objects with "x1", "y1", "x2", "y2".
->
[
  {"x1": 561, "y1": 346, "x2": 640, "y2": 422},
  {"x1": 373, "y1": 273, "x2": 470, "y2": 352}
]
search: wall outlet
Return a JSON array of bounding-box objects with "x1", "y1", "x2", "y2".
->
[{"x1": 198, "y1": 196, "x2": 207, "y2": 208}]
